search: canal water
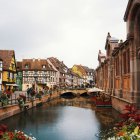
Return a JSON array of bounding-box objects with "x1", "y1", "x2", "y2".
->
[{"x1": 0, "y1": 96, "x2": 120, "y2": 140}]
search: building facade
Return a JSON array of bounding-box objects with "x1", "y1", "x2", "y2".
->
[
  {"x1": 0, "y1": 58, "x2": 3, "y2": 93},
  {"x1": 16, "y1": 62, "x2": 23, "y2": 91},
  {"x1": 0, "y1": 50, "x2": 17, "y2": 91},
  {"x1": 96, "y1": 0, "x2": 140, "y2": 112},
  {"x1": 72, "y1": 65, "x2": 95, "y2": 87},
  {"x1": 47, "y1": 57, "x2": 68, "y2": 87},
  {"x1": 19, "y1": 59, "x2": 57, "y2": 91}
]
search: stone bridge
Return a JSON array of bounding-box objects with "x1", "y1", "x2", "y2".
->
[{"x1": 59, "y1": 89, "x2": 88, "y2": 96}]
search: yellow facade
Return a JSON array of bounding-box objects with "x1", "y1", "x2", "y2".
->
[
  {"x1": 3, "y1": 71, "x2": 16, "y2": 83},
  {"x1": 9, "y1": 57, "x2": 16, "y2": 72},
  {"x1": 72, "y1": 65, "x2": 86, "y2": 78},
  {"x1": 72, "y1": 66, "x2": 82, "y2": 77},
  {"x1": 3, "y1": 71, "x2": 8, "y2": 82},
  {"x1": 2, "y1": 55, "x2": 16, "y2": 90}
]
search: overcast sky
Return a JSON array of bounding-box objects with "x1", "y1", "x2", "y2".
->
[{"x1": 0, "y1": 0, "x2": 128, "y2": 69}]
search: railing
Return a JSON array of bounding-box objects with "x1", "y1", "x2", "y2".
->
[
  {"x1": 0, "y1": 88, "x2": 87, "y2": 108},
  {"x1": 58, "y1": 87, "x2": 87, "y2": 90},
  {"x1": 0, "y1": 92, "x2": 30, "y2": 108}
]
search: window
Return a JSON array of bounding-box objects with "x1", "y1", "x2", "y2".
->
[
  {"x1": 25, "y1": 64, "x2": 29, "y2": 69},
  {"x1": 115, "y1": 57, "x2": 120, "y2": 76},
  {"x1": 127, "y1": 49, "x2": 130, "y2": 73},
  {"x1": 123, "y1": 49, "x2": 130, "y2": 74},
  {"x1": 42, "y1": 65, "x2": 46, "y2": 69},
  {"x1": 12, "y1": 73, "x2": 14, "y2": 79},
  {"x1": 25, "y1": 71, "x2": 28, "y2": 75},
  {"x1": 123, "y1": 51, "x2": 127, "y2": 74},
  {"x1": 7, "y1": 72, "x2": 10, "y2": 79}
]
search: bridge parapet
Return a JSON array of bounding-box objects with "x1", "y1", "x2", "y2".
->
[{"x1": 59, "y1": 88, "x2": 87, "y2": 95}]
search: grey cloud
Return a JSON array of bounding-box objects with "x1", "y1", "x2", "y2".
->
[{"x1": 0, "y1": 0, "x2": 128, "y2": 68}]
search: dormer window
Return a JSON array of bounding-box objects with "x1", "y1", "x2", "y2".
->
[
  {"x1": 25, "y1": 64, "x2": 29, "y2": 69},
  {"x1": 42, "y1": 65, "x2": 46, "y2": 69}
]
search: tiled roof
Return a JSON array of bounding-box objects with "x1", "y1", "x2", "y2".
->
[
  {"x1": 48, "y1": 57, "x2": 67, "y2": 73},
  {"x1": 80, "y1": 65, "x2": 94, "y2": 73},
  {"x1": 72, "y1": 65, "x2": 86, "y2": 76},
  {"x1": 69, "y1": 68, "x2": 83, "y2": 78},
  {"x1": 22, "y1": 59, "x2": 55, "y2": 71},
  {"x1": 0, "y1": 50, "x2": 15, "y2": 70},
  {"x1": 16, "y1": 61, "x2": 22, "y2": 71}
]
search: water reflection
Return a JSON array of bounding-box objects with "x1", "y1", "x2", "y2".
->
[{"x1": 0, "y1": 97, "x2": 120, "y2": 140}]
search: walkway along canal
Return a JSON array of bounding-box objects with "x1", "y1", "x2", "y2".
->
[{"x1": 0, "y1": 93, "x2": 120, "y2": 140}]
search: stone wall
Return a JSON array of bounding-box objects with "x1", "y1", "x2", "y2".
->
[
  {"x1": 112, "y1": 96, "x2": 133, "y2": 113},
  {"x1": 0, "y1": 92, "x2": 59, "y2": 121}
]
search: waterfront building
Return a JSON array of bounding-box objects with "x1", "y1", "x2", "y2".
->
[
  {"x1": 16, "y1": 62, "x2": 23, "y2": 91},
  {"x1": 47, "y1": 57, "x2": 68, "y2": 87},
  {"x1": 96, "y1": 50, "x2": 106, "y2": 88},
  {"x1": 96, "y1": 0, "x2": 140, "y2": 111},
  {"x1": 0, "y1": 50, "x2": 17, "y2": 91},
  {"x1": 96, "y1": 33, "x2": 119, "y2": 94},
  {"x1": 0, "y1": 58, "x2": 3, "y2": 93},
  {"x1": 82, "y1": 66, "x2": 95, "y2": 86},
  {"x1": 72, "y1": 65, "x2": 95, "y2": 87},
  {"x1": 21, "y1": 59, "x2": 57, "y2": 91},
  {"x1": 67, "y1": 69, "x2": 84, "y2": 87}
]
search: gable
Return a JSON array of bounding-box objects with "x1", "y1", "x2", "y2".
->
[{"x1": 0, "y1": 50, "x2": 16, "y2": 71}]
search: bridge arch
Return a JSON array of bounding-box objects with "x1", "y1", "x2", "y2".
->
[
  {"x1": 60, "y1": 92, "x2": 76, "y2": 96},
  {"x1": 80, "y1": 92, "x2": 89, "y2": 97}
]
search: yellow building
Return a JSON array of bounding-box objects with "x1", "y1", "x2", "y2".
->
[
  {"x1": 72, "y1": 65, "x2": 95, "y2": 86},
  {"x1": 72, "y1": 65, "x2": 86, "y2": 77},
  {"x1": 72, "y1": 65, "x2": 87, "y2": 85},
  {"x1": 0, "y1": 50, "x2": 17, "y2": 91}
]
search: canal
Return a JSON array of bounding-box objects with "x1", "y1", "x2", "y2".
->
[{"x1": 0, "y1": 96, "x2": 120, "y2": 140}]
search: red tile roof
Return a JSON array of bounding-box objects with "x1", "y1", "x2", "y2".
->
[
  {"x1": 0, "y1": 50, "x2": 15, "y2": 70},
  {"x1": 48, "y1": 57, "x2": 67, "y2": 73},
  {"x1": 21, "y1": 59, "x2": 55, "y2": 71},
  {"x1": 16, "y1": 61, "x2": 22, "y2": 71}
]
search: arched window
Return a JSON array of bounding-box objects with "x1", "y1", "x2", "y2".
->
[
  {"x1": 25, "y1": 64, "x2": 29, "y2": 69},
  {"x1": 123, "y1": 48, "x2": 130, "y2": 74}
]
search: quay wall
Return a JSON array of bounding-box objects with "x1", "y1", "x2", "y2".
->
[
  {"x1": 111, "y1": 96, "x2": 133, "y2": 113},
  {"x1": 0, "y1": 92, "x2": 59, "y2": 121}
]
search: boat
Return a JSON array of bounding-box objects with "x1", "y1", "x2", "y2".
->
[
  {"x1": 95, "y1": 92, "x2": 112, "y2": 108},
  {"x1": 87, "y1": 87, "x2": 103, "y2": 102},
  {"x1": 95, "y1": 99, "x2": 112, "y2": 108}
]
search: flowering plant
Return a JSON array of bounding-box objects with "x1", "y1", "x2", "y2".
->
[
  {"x1": 105, "y1": 105, "x2": 140, "y2": 140},
  {"x1": 0, "y1": 93, "x2": 8, "y2": 106},
  {"x1": 0, "y1": 124, "x2": 36, "y2": 140}
]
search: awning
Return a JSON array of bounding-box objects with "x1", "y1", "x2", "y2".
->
[
  {"x1": 87, "y1": 87, "x2": 104, "y2": 93},
  {"x1": 6, "y1": 84, "x2": 19, "y2": 87}
]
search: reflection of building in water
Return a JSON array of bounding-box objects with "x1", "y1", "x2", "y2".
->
[
  {"x1": 95, "y1": 109, "x2": 119, "y2": 127},
  {"x1": 60, "y1": 97, "x2": 94, "y2": 109}
]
